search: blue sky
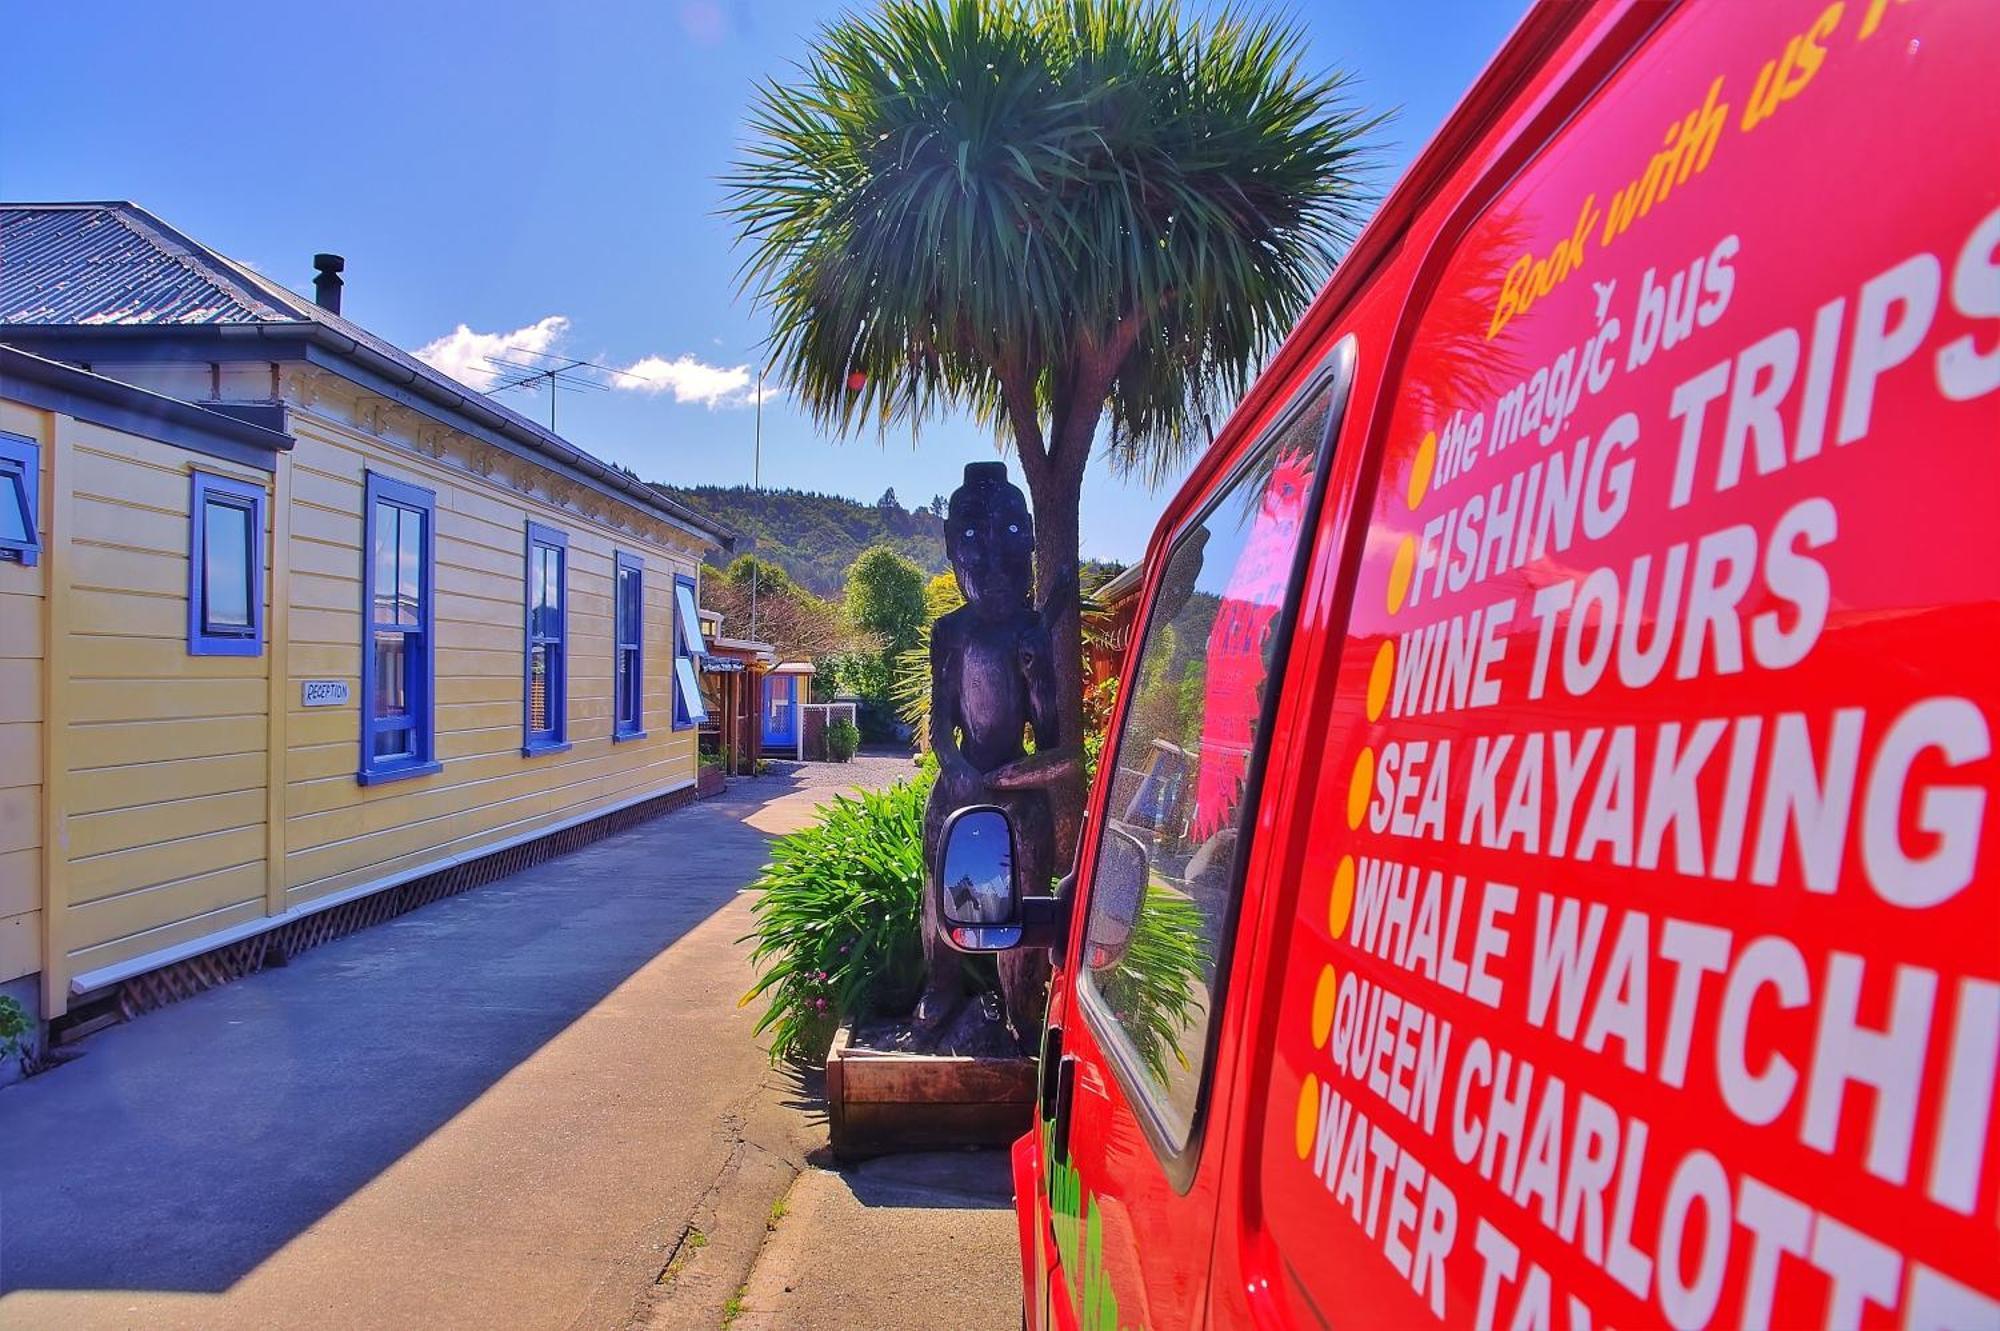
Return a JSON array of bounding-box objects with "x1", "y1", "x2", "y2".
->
[{"x1": 6, "y1": 0, "x2": 1521, "y2": 562}]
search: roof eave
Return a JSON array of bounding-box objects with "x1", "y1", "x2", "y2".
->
[
  {"x1": 0, "y1": 343, "x2": 293, "y2": 468},
  {"x1": 0, "y1": 319, "x2": 736, "y2": 551}
]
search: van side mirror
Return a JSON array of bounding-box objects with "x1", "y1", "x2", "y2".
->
[
  {"x1": 934, "y1": 804, "x2": 1069, "y2": 954},
  {"x1": 1085, "y1": 827, "x2": 1148, "y2": 971},
  {"x1": 936, "y1": 806, "x2": 1021, "y2": 949}
]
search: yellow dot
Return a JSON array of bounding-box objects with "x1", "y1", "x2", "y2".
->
[
  {"x1": 1295, "y1": 1073, "x2": 1320, "y2": 1159},
  {"x1": 1311, "y1": 965, "x2": 1339, "y2": 1049},
  {"x1": 1387, "y1": 536, "x2": 1415, "y2": 614},
  {"x1": 1347, "y1": 748, "x2": 1374, "y2": 830},
  {"x1": 1366, "y1": 639, "x2": 1394, "y2": 722},
  {"x1": 1407, "y1": 431, "x2": 1437, "y2": 509},
  {"x1": 1328, "y1": 856, "x2": 1356, "y2": 938}
]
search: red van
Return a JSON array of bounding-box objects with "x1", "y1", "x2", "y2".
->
[{"x1": 933, "y1": 0, "x2": 2000, "y2": 1326}]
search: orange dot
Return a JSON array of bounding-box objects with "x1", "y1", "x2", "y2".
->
[
  {"x1": 1311, "y1": 965, "x2": 1339, "y2": 1049},
  {"x1": 1366, "y1": 639, "x2": 1394, "y2": 722},
  {"x1": 1295, "y1": 1073, "x2": 1320, "y2": 1159},
  {"x1": 1407, "y1": 431, "x2": 1437, "y2": 509},
  {"x1": 1387, "y1": 537, "x2": 1415, "y2": 614},
  {"x1": 1328, "y1": 856, "x2": 1356, "y2": 938},
  {"x1": 1347, "y1": 749, "x2": 1374, "y2": 830}
]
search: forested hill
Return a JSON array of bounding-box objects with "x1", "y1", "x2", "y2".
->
[{"x1": 653, "y1": 483, "x2": 949, "y2": 595}]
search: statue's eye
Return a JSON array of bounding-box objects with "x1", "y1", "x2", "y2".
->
[{"x1": 1007, "y1": 524, "x2": 1019, "y2": 534}]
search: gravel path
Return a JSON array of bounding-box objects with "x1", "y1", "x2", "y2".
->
[{"x1": 730, "y1": 749, "x2": 922, "y2": 795}]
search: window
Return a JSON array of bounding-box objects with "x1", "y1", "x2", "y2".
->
[
  {"x1": 1078, "y1": 351, "x2": 1345, "y2": 1171},
  {"x1": 523, "y1": 522, "x2": 569, "y2": 754},
  {"x1": 614, "y1": 551, "x2": 645, "y2": 740},
  {"x1": 359, "y1": 472, "x2": 440, "y2": 784},
  {"x1": 187, "y1": 472, "x2": 263, "y2": 655},
  {"x1": 0, "y1": 433, "x2": 39, "y2": 566},
  {"x1": 672, "y1": 572, "x2": 708, "y2": 728}
]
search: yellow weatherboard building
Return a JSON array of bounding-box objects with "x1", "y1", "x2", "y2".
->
[{"x1": 0, "y1": 203, "x2": 733, "y2": 1043}]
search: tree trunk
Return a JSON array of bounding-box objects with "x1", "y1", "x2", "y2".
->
[{"x1": 1024, "y1": 458, "x2": 1089, "y2": 877}]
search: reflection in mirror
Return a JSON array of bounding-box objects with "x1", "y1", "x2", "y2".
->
[
  {"x1": 938, "y1": 807, "x2": 1020, "y2": 953},
  {"x1": 1086, "y1": 829, "x2": 1147, "y2": 970}
]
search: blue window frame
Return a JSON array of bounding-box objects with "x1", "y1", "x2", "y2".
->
[
  {"x1": 614, "y1": 551, "x2": 646, "y2": 741},
  {"x1": 187, "y1": 472, "x2": 264, "y2": 656},
  {"x1": 0, "y1": 433, "x2": 40, "y2": 567},
  {"x1": 359, "y1": 472, "x2": 440, "y2": 785},
  {"x1": 672, "y1": 572, "x2": 708, "y2": 729},
  {"x1": 523, "y1": 521, "x2": 569, "y2": 755}
]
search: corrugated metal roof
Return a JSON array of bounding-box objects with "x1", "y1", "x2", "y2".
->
[
  {"x1": 0, "y1": 204, "x2": 289, "y2": 325},
  {"x1": 0, "y1": 202, "x2": 734, "y2": 548},
  {"x1": 0, "y1": 202, "x2": 530, "y2": 425}
]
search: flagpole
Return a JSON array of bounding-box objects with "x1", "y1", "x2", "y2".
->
[{"x1": 750, "y1": 365, "x2": 763, "y2": 642}]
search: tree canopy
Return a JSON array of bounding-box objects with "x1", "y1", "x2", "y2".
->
[
  {"x1": 844, "y1": 544, "x2": 930, "y2": 656},
  {"x1": 706, "y1": 553, "x2": 870, "y2": 664},
  {"x1": 725, "y1": 0, "x2": 1380, "y2": 483},
  {"x1": 923, "y1": 571, "x2": 964, "y2": 622},
  {"x1": 658, "y1": 483, "x2": 946, "y2": 597},
  {"x1": 726, "y1": 0, "x2": 1380, "y2": 859}
]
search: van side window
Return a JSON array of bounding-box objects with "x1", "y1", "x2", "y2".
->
[{"x1": 1079, "y1": 360, "x2": 1344, "y2": 1156}]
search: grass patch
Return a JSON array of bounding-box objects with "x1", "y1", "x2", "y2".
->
[
  {"x1": 656, "y1": 1225, "x2": 709, "y2": 1285},
  {"x1": 766, "y1": 1197, "x2": 789, "y2": 1230},
  {"x1": 721, "y1": 1288, "x2": 746, "y2": 1325}
]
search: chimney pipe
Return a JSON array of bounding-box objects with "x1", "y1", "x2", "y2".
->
[{"x1": 312, "y1": 253, "x2": 345, "y2": 315}]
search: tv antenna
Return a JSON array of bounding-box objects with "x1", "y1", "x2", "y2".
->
[{"x1": 481, "y1": 349, "x2": 649, "y2": 433}]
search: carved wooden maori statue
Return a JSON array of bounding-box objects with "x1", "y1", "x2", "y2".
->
[{"x1": 919, "y1": 462, "x2": 1078, "y2": 1045}]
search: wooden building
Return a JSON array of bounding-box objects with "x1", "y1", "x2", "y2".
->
[
  {"x1": 760, "y1": 662, "x2": 816, "y2": 757},
  {"x1": 0, "y1": 203, "x2": 734, "y2": 1037},
  {"x1": 697, "y1": 606, "x2": 773, "y2": 776},
  {"x1": 1086, "y1": 562, "x2": 1146, "y2": 688}
]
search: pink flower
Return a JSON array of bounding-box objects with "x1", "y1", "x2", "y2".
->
[{"x1": 814, "y1": 997, "x2": 829, "y2": 1011}]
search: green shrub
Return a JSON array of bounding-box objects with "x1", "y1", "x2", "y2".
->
[
  {"x1": 0, "y1": 994, "x2": 33, "y2": 1074},
  {"x1": 1082, "y1": 676, "x2": 1118, "y2": 786},
  {"x1": 739, "y1": 771, "x2": 934, "y2": 1061},
  {"x1": 825, "y1": 717, "x2": 861, "y2": 762}
]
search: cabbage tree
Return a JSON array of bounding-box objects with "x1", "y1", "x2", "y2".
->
[{"x1": 726, "y1": 0, "x2": 1380, "y2": 858}]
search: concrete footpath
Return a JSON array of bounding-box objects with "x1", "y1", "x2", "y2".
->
[
  {"x1": 731, "y1": 1151, "x2": 1019, "y2": 1331},
  {"x1": 0, "y1": 756, "x2": 1017, "y2": 1330}
]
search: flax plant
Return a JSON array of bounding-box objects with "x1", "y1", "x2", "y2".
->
[{"x1": 739, "y1": 773, "x2": 936, "y2": 1060}]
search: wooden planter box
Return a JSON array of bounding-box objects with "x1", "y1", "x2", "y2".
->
[
  {"x1": 824, "y1": 1023, "x2": 1036, "y2": 1160},
  {"x1": 696, "y1": 766, "x2": 726, "y2": 798}
]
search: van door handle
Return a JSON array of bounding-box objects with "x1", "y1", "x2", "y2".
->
[
  {"x1": 1052, "y1": 1054, "x2": 1080, "y2": 1163},
  {"x1": 1039, "y1": 1024, "x2": 1064, "y2": 1122}
]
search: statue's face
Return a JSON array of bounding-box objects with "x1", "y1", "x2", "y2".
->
[{"x1": 948, "y1": 481, "x2": 1034, "y2": 611}]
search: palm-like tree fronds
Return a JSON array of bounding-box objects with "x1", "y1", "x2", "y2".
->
[{"x1": 724, "y1": 0, "x2": 1384, "y2": 479}]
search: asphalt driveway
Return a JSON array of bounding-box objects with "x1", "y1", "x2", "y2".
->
[{"x1": 0, "y1": 759, "x2": 911, "y2": 1329}]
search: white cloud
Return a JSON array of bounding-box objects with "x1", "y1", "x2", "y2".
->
[
  {"x1": 411, "y1": 315, "x2": 773, "y2": 408},
  {"x1": 611, "y1": 354, "x2": 774, "y2": 409},
  {"x1": 414, "y1": 315, "x2": 571, "y2": 391}
]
